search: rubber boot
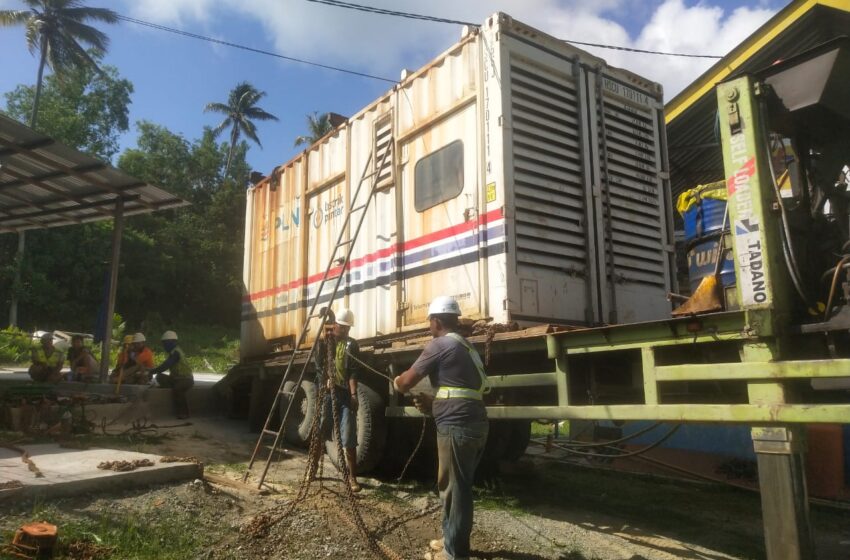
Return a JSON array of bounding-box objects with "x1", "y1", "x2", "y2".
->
[{"x1": 345, "y1": 448, "x2": 362, "y2": 492}]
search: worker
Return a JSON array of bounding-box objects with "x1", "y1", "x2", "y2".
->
[
  {"x1": 123, "y1": 333, "x2": 155, "y2": 384},
  {"x1": 28, "y1": 333, "x2": 65, "y2": 384},
  {"x1": 393, "y1": 296, "x2": 489, "y2": 560},
  {"x1": 149, "y1": 331, "x2": 194, "y2": 419},
  {"x1": 319, "y1": 308, "x2": 362, "y2": 493},
  {"x1": 67, "y1": 334, "x2": 100, "y2": 382},
  {"x1": 110, "y1": 335, "x2": 136, "y2": 383}
]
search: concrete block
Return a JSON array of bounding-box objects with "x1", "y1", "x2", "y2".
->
[{"x1": 0, "y1": 444, "x2": 202, "y2": 502}]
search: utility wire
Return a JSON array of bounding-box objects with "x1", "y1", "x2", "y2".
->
[
  {"x1": 115, "y1": 14, "x2": 397, "y2": 83},
  {"x1": 304, "y1": 0, "x2": 723, "y2": 59}
]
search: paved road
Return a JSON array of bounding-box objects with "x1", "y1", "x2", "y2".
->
[{"x1": 0, "y1": 367, "x2": 224, "y2": 385}]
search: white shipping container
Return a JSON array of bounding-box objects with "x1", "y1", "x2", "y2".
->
[{"x1": 241, "y1": 13, "x2": 674, "y2": 359}]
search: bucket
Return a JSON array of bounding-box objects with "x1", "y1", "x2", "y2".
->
[
  {"x1": 677, "y1": 181, "x2": 728, "y2": 244},
  {"x1": 683, "y1": 198, "x2": 727, "y2": 243},
  {"x1": 686, "y1": 236, "x2": 736, "y2": 293}
]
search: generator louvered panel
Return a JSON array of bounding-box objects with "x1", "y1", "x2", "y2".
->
[
  {"x1": 510, "y1": 60, "x2": 587, "y2": 272},
  {"x1": 597, "y1": 88, "x2": 666, "y2": 287},
  {"x1": 374, "y1": 114, "x2": 393, "y2": 188}
]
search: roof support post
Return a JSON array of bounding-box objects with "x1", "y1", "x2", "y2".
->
[{"x1": 99, "y1": 198, "x2": 124, "y2": 382}]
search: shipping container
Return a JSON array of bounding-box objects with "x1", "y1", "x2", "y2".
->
[{"x1": 241, "y1": 13, "x2": 675, "y2": 359}]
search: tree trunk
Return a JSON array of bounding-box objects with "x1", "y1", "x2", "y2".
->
[
  {"x1": 9, "y1": 40, "x2": 47, "y2": 327},
  {"x1": 224, "y1": 127, "x2": 238, "y2": 179},
  {"x1": 30, "y1": 36, "x2": 48, "y2": 129}
]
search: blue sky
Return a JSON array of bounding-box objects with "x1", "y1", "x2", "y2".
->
[{"x1": 1, "y1": 0, "x2": 786, "y2": 176}]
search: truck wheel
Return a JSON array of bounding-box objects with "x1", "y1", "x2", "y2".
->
[
  {"x1": 279, "y1": 380, "x2": 317, "y2": 447},
  {"x1": 503, "y1": 420, "x2": 532, "y2": 461},
  {"x1": 324, "y1": 383, "x2": 387, "y2": 474}
]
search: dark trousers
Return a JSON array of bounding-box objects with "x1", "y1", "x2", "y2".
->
[
  {"x1": 436, "y1": 420, "x2": 488, "y2": 559},
  {"x1": 156, "y1": 373, "x2": 194, "y2": 418}
]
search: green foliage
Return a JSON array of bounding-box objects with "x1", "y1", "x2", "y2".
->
[
  {"x1": 294, "y1": 111, "x2": 334, "y2": 147},
  {"x1": 0, "y1": 1, "x2": 118, "y2": 78},
  {"x1": 0, "y1": 326, "x2": 32, "y2": 364},
  {"x1": 3, "y1": 63, "x2": 133, "y2": 160},
  {"x1": 205, "y1": 81, "x2": 278, "y2": 176},
  {"x1": 0, "y1": 64, "x2": 248, "y2": 365}
]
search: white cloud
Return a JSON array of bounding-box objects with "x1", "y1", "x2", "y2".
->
[{"x1": 123, "y1": 0, "x2": 777, "y2": 98}]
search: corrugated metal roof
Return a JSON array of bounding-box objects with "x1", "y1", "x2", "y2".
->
[
  {"x1": 665, "y1": 0, "x2": 850, "y2": 202},
  {"x1": 0, "y1": 113, "x2": 189, "y2": 233}
]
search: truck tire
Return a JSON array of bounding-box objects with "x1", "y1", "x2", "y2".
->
[
  {"x1": 503, "y1": 420, "x2": 532, "y2": 461},
  {"x1": 324, "y1": 383, "x2": 387, "y2": 474},
  {"x1": 279, "y1": 379, "x2": 317, "y2": 447}
]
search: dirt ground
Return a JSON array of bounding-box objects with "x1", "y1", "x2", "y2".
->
[{"x1": 2, "y1": 417, "x2": 848, "y2": 560}]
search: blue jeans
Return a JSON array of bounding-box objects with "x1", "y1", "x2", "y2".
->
[
  {"x1": 436, "y1": 420, "x2": 488, "y2": 560},
  {"x1": 322, "y1": 388, "x2": 357, "y2": 449}
]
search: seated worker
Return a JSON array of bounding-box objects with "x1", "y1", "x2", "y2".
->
[
  {"x1": 29, "y1": 332, "x2": 65, "y2": 383},
  {"x1": 110, "y1": 334, "x2": 136, "y2": 383},
  {"x1": 67, "y1": 334, "x2": 100, "y2": 382},
  {"x1": 123, "y1": 333, "x2": 154, "y2": 384},
  {"x1": 149, "y1": 331, "x2": 194, "y2": 419}
]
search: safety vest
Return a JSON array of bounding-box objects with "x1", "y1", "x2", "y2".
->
[
  {"x1": 435, "y1": 332, "x2": 490, "y2": 400},
  {"x1": 170, "y1": 346, "x2": 193, "y2": 379},
  {"x1": 34, "y1": 346, "x2": 64, "y2": 368}
]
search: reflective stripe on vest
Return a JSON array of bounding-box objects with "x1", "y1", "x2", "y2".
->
[{"x1": 435, "y1": 332, "x2": 490, "y2": 400}]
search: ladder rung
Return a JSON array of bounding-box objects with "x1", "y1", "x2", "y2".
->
[
  {"x1": 262, "y1": 429, "x2": 279, "y2": 437},
  {"x1": 279, "y1": 389, "x2": 295, "y2": 396},
  {"x1": 336, "y1": 239, "x2": 354, "y2": 247},
  {"x1": 350, "y1": 203, "x2": 368, "y2": 213}
]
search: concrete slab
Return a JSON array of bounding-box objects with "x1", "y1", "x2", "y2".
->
[{"x1": 0, "y1": 444, "x2": 202, "y2": 502}]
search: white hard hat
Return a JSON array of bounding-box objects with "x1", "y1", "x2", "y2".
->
[
  {"x1": 428, "y1": 296, "x2": 461, "y2": 317},
  {"x1": 161, "y1": 330, "x2": 178, "y2": 341},
  {"x1": 132, "y1": 333, "x2": 146, "y2": 343},
  {"x1": 54, "y1": 340, "x2": 70, "y2": 353},
  {"x1": 336, "y1": 308, "x2": 355, "y2": 327}
]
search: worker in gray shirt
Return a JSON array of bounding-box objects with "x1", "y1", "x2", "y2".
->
[{"x1": 393, "y1": 296, "x2": 489, "y2": 560}]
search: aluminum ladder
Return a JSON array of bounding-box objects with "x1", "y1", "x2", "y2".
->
[{"x1": 243, "y1": 146, "x2": 391, "y2": 489}]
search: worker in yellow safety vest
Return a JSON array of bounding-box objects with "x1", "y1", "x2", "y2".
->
[
  {"x1": 393, "y1": 296, "x2": 489, "y2": 560},
  {"x1": 149, "y1": 331, "x2": 194, "y2": 418},
  {"x1": 29, "y1": 332, "x2": 66, "y2": 384}
]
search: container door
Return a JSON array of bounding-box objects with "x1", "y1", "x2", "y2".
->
[{"x1": 399, "y1": 103, "x2": 481, "y2": 326}]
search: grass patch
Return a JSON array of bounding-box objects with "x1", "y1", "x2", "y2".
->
[
  {"x1": 474, "y1": 487, "x2": 524, "y2": 516},
  {"x1": 3, "y1": 501, "x2": 204, "y2": 560}
]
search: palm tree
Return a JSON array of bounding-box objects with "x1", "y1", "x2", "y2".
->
[
  {"x1": 0, "y1": 0, "x2": 118, "y2": 129},
  {"x1": 1, "y1": 0, "x2": 117, "y2": 328},
  {"x1": 205, "y1": 82, "x2": 279, "y2": 178},
  {"x1": 294, "y1": 112, "x2": 334, "y2": 148}
]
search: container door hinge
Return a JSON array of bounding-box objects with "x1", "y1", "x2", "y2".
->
[{"x1": 658, "y1": 171, "x2": 670, "y2": 180}]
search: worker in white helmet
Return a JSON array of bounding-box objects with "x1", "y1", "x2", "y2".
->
[
  {"x1": 149, "y1": 331, "x2": 194, "y2": 418},
  {"x1": 318, "y1": 307, "x2": 363, "y2": 492},
  {"x1": 110, "y1": 333, "x2": 155, "y2": 385},
  {"x1": 393, "y1": 296, "x2": 489, "y2": 560}
]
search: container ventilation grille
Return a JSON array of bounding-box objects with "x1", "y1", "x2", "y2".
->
[
  {"x1": 510, "y1": 60, "x2": 588, "y2": 273},
  {"x1": 597, "y1": 86, "x2": 666, "y2": 287}
]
